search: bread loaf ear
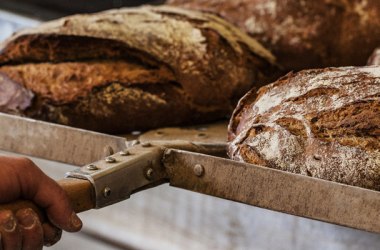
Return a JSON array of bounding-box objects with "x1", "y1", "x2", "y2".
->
[
  {"x1": 0, "y1": 6, "x2": 279, "y2": 133},
  {"x1": 228, "y1": 66, "x2": 380, "y2": 190},
  {"x1": 168, "y1": 0, "x2": 380, "y2": 71}
]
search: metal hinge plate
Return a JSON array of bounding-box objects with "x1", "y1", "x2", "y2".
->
[{"x1": 66, "y1": 143, "x2": 167, "y2": 208}]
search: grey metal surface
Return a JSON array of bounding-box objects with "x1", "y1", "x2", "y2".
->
[
  {"x1": 2, "y1": 112, "x2": 380, "y2": 234},
  {"x1": 65, "y1": 137, "x2": 226, "y2": 209},
  {"x1": 0, "y1": 113, "x2": 127, "y2": 166},
  {"x1": 163, "y1": 149, "x2": 380, "y2": 234},
  {"x1": 139, "y1": 121, "x2": 228, "y2": 146}
]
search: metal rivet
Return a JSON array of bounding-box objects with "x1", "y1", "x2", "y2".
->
[
  {"x1": 141, "y1": 142, "x2": 151, "y2": 147},
  {"x1": 146, "y1": 168, "x2": 154, "y2": 179},
  {"x1": 119, "y1": 150, "x2": 130, "y2": 156},
  {"x1": 105, "y1": 156, "x2": 116, "y2": 163},
  {"x1": 194, "y1": 164, "x2": 204, "y2": 177},
  {"x1": 86, "y1": 164, "x2": 98, "y2": 171},
  {"x1": 103, "y1": 187, "x2": 111, "y2": 197}
]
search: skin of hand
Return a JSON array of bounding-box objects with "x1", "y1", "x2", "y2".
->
[{"x1": 0, "y1": 156, "x2": 82, "y2": 249}]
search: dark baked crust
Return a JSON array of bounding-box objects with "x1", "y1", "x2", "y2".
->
[
  {"x1": 168, "y1": 0, "x2": 380, "y2": 71},
  {"x1": 0, "y1": 6, "x2": 278, "y2": 133},
  {"x1": 228, "y1": 66, "x2": 380, "y2": 190}
]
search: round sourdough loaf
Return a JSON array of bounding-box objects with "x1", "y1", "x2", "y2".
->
[
  {"x1": 228, "y1": 66, "x2": 380, "y2": 190},
  {"x1": 0, "y1": 6, "x2": 278, "y2": 133},
  {"x1": 168, "y1": 0, "x2": 380, "y2": 71}
]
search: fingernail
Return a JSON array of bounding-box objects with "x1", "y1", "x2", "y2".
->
[
  {"x1": 0, "y1": 211, "x2": 16, "y2": 232},
  {"x1": 43, "y1": 229, "x2": 62, "y2": 247},
  {"x1": 70, "y1": 213, "x2": 82, "y2": 230},
  {"x1": 17, "y1": 208, "x2": 37, "y2": 229},
  {"x1": 51, "y1": 230, "x2": 62, "y2": 246},
  {"x1": 42, "y1": 223, "x2": 62, "y2": 247}
]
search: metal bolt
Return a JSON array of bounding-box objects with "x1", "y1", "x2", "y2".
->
[
  {"x1": 146, "y1": 168, "x2": 154, "y2": 179},
  {"x1": 119, "y1": 150, "x2": 130, "y2": 156},
  {"x1": 194, "y1": 164, "x2": 204, "y2": 177},
  {"x1": 103, "y1": 187, "x2": 111, "y2": 197},
  {"x1": 141, "y1": 142, "x2": 151, "y2": 147},
  {"x1": 105, "y1": 156, "x2": 117, "y2": 163},
  {"x1": 86, "y1": 164, "x2": 98, "y2": 171}
]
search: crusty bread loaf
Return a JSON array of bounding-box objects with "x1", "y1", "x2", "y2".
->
[
  {"x1": 168, "y1": 0, "x2": 380, "y2": 71},
  {"x1": 228, "y1": 66, "x2": 380, "y2": 190},
  {"x1": 368, "y1": 48, "x2": 380, "y2": 65},
  {"x1": 0, "y1": 6, "x2": 278, "y2": 133}
]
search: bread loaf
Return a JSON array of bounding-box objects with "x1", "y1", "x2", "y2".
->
[
  {"x1": 168, "y1": 0, "x2": 380, "y2": 71},
  {"x1": 0, "y1": 6, "x2": 278, "y2": 133},
  {"x1": 228, "y1": 66, "x2": 380, "y2": 190},
  {"x1": 368, "y1": 48, "x2": 380, "y2": 65}
]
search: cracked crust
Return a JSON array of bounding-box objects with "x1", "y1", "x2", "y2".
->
[
  {"x1": 168, "y1": 0, "x2": 380, "y2": 71},
  {"x1": 228, "y1": 66, "x2": 380, "y2": 190},
  {"x1": 0, "y1": 6, "x2": 278, "y2": 133}
]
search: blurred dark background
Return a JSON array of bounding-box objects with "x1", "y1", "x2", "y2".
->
[{"x1": 0, "y1": 0, "x2": 164, "y2": 20}]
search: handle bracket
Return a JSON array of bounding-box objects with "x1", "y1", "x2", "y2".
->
[{"x1": 66, "y1": 143, "x2": 168, "y2": 208}]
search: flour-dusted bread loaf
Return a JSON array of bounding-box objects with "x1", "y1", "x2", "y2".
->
[
  {"x1": 168, "y1": 0, "x2": 380, "y2": 71},
  {"x1": 368, "y1": 48, "x2": 380, "y2": 65},
  {"x1": 0, "y1": 6, "x2": 278, "y2": 133},
  {"x1": 228, "y1": 66, "x2": 380, "y2": 190}
]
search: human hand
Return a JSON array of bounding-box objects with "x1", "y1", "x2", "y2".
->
[{"x1": 0, "y1": 156, "x2": 82, "y2": 249}]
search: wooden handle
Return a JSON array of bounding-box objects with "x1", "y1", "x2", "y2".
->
[
  {"x1": 0, "y1": 178, "x2": 95, "y2": 221},
  {"x1": 59, "y1": 178, "x2": 95, "y2": 213}
]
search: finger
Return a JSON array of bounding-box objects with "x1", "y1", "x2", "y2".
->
[
  {"x1": 42, "y1": 222, "x2": 61, "y2": 247},
  {"x1": 35, "y1": 178, "x2": 82, "y2": 232},
  {"x1": 0, "y1": 210, "x2": 21, "y2": 250},
  {"x1": 5, "y1": 157, "x2": 82, "y2": 232},
  {"x1": 15, "y1": 208, "x2": 43, "y2": 250}
]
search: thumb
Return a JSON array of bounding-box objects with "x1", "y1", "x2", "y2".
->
[
  {"x1": 34, "y1": 175, "x2": 83, "y2": 232},
  {"x1": 14, "y1": 158, "x2": 83, "y2": 232}
]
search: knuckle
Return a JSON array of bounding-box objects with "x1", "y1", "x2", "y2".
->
[
  {"x1": 12, "y1": 157, "x2": 40, "y2": 175},
  {"x1": 0, "y1": 210, "x2": 17, "y2": 233},
  {"x1": 15, "y1": 209, "x2": 38, "y2": 229},
  {"x1": 17, "y1": 208, "x2": 34, "y2": 216},
  {"x1": 17, "y1": 157, "x2": 35, "y2": 168}
]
